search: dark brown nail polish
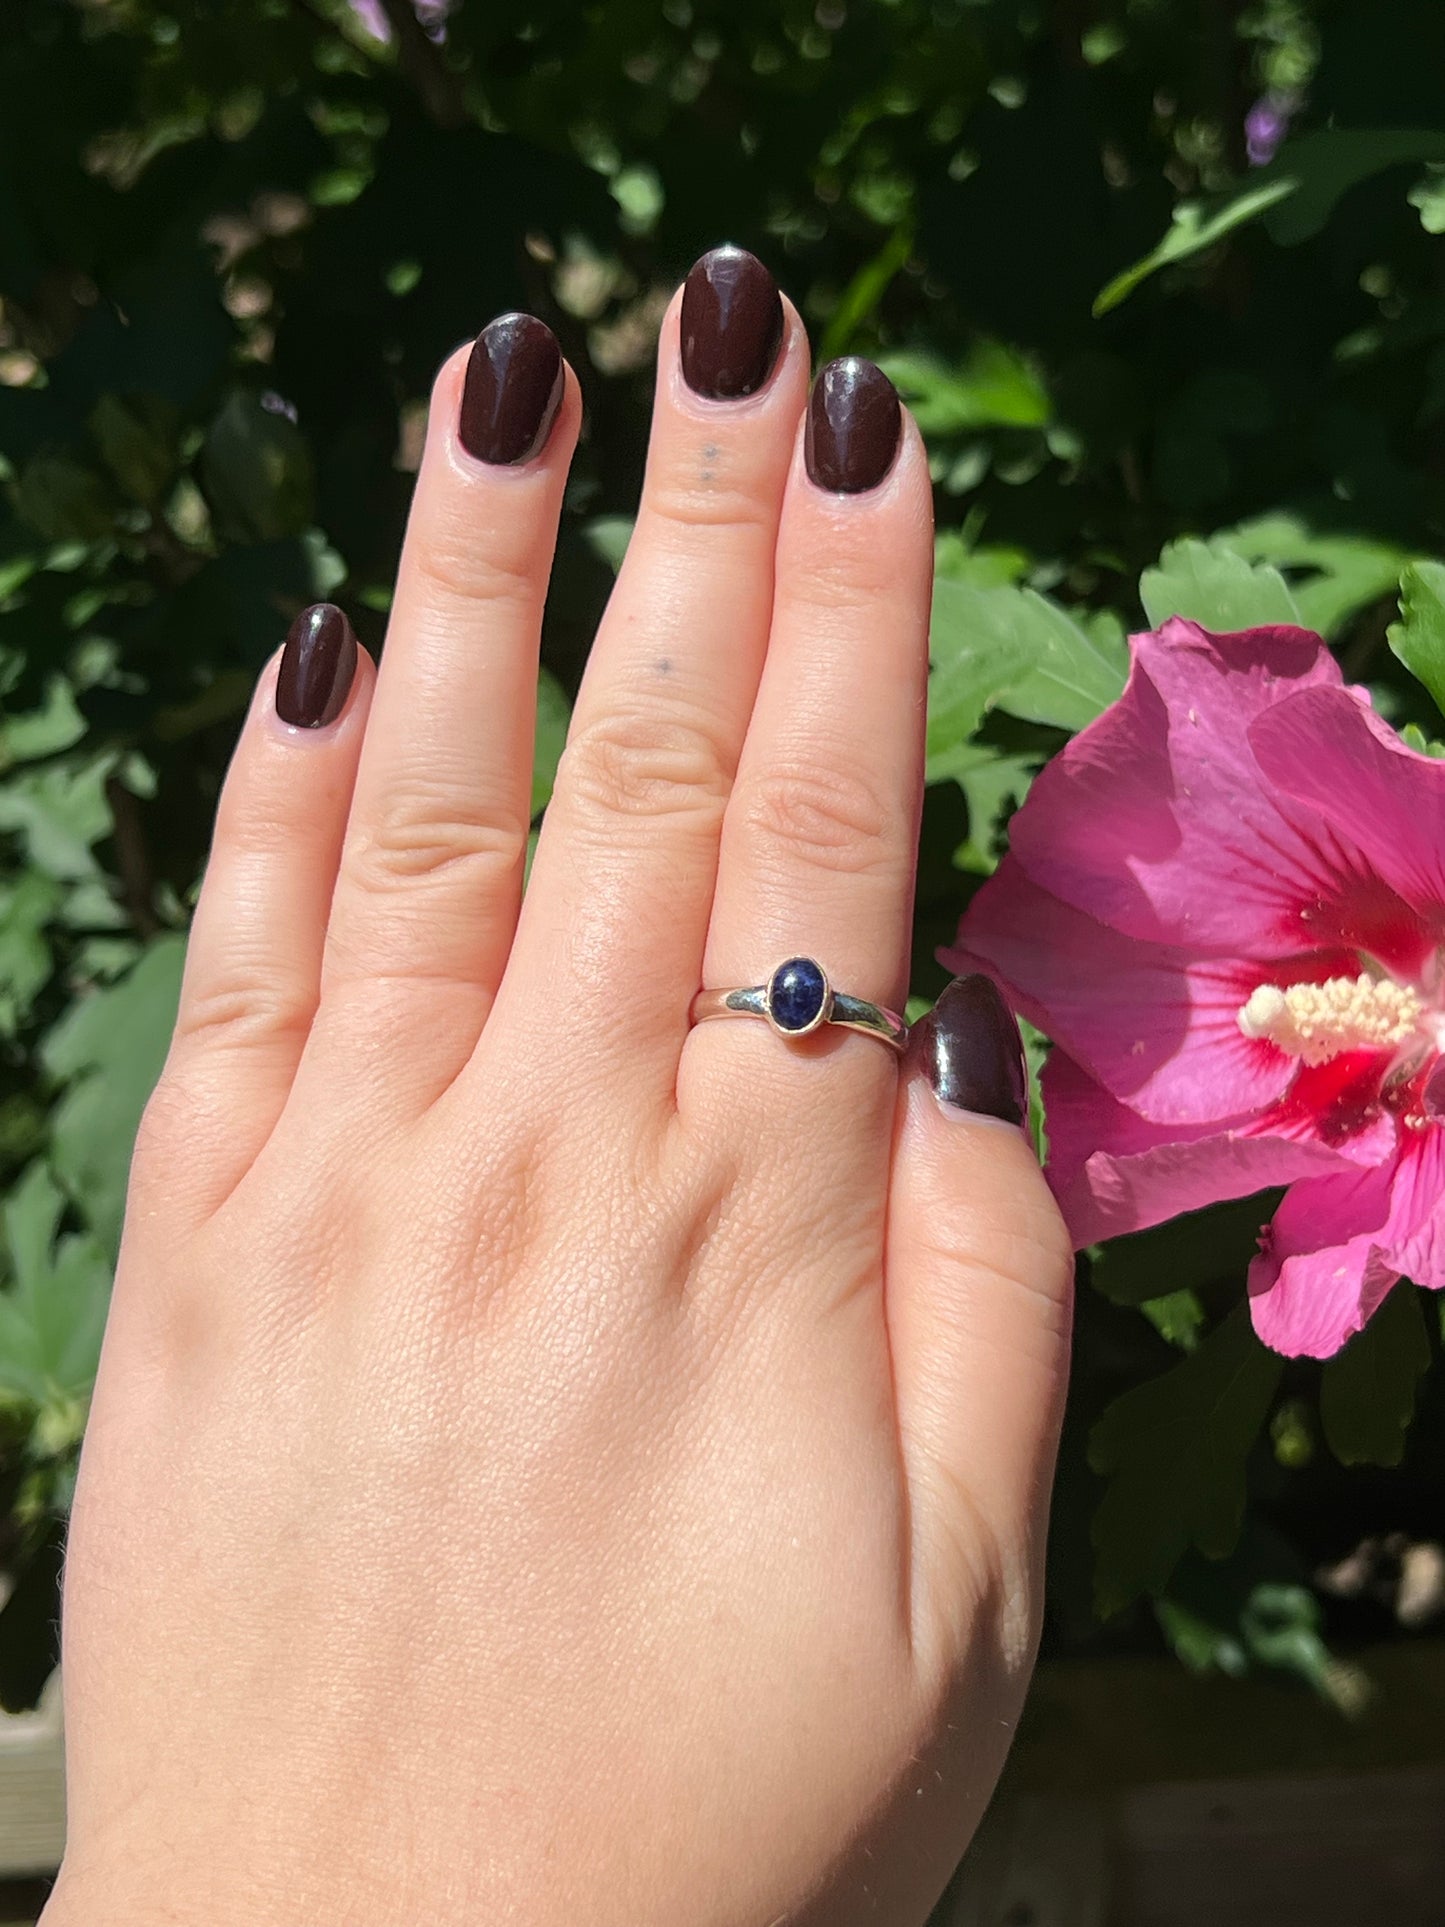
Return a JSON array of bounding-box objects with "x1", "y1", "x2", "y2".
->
[
  {"x1": 805, "y1": 357, "x2": 901, "y2": 493},
  {"x1": 912, "y1": 975, "x2": 1028, "y2": 1127},
  {"x1": 276, "y1": 603, "x2": 358, "y2": 729},
  {"x1": 459, "y1": 312, "x2": 563, "y2": 465},
  {"x1": 680, "y1": 245, "x2": 785, "y2": 400}
]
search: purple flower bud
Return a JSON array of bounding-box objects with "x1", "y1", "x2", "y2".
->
[
  {"x1": 1245, "y1": 93, "x2": 1296, "y2": 168},
  {"x1": 347, "y1": 0, "x2": 452, "y2": 43}
]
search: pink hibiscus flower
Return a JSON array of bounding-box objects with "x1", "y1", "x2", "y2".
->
[{"x1": 946, "y1": 618, "x2": 1445, "y2": 1359}]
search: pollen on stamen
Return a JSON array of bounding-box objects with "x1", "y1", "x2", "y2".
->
[{"x1": 1237, "y1": 973, "x2": 1424, "y2": 1066}]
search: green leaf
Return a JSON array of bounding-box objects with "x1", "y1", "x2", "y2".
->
[
  {"x1": 820, "y1": 225, "x2": 914, "y2": 362},
  {"x1": 531, "y1": 668, "x2": 570, "y2": 819},
  {"x1": 1096, "y1": 130, "x2": 1445, "y2": 314},
  {"x1": 882, "y1": 339, "x2": 1050, "y2": 434},
  {"x1": 932, "y1": 533, "x2": 1031, "y2": 588},
  {"x1": 994, "y1": 593, "x2": 1128, "y2": 729},
  {"x1": 1, "y1": 676, "x2": 88, "y2": 764},
  {"x1": 1094, "y1": 177, "x2": 1296, "y2": 316},
  {"x1": 0, "y1": 754, "x2": 112, "y2": 881},
  {"x1": 1319, "y1": 1282, "x2": 1431, "y2": 1467},
  {"x1": 945, "y1": 744, "x2": 1037, "y2": 874},
  {"x1": 1264, "y1": 130, "x2": 1445, "y2": 246},
  {"x1": 1409, "y1": 164, "x2": 1445, "y2": 234},
  {"x1": 582, "y1": 515, "x2": 633, "y2": 574},
  {"x1": 200, "y1": 390, "x2": 315, "y2": 545},
  {"x1": 925, "y1": 578, "x2": 1036, "y2": 766},
  {"x1": 1091, "y1": 1191, "x2": 1284, "y2": 1308},
  {"x1": 89, "y1": 392, "x2": 180, "y2": 506},
  {"x1": 1140, "y1": 537, "x2": 1301, "y2": 633},
  {"x1": 1157, "y1": 1566, "x2": 1359, "y2": 1705},
  {"x1": 1220, "y1": 515, "x2": 1408, "y2": 637},
  {"x1": 1387, "y1": 560, "x2": 1445, "y2": 716},
  {"x1": 1401, "y1": 722, "x2": 1445, "y2": 758},
  {"x1": 1089, "y1": 1305, "x2": 1283, "y2": 1614},
  {"x1": 41, "y1": 937, "x2": 185, "y2": 1253},
  {"x1": 1239, "y1": 1583, "x2": 1355, "y2": 1705},
  {"x1": 152, "y1": 670, "x2": 254, "y2": 743},
  {"x1": 0, "y1": 1162, "x2": 111, "y2": 1407},
  {"x1": 1019, "y1": 1015, "x2": 1049, "y2": 1164},
  {"x1": 928, "y1": 579, "x2": 1127, "y2": 752},
  {"x1": 1139, "y1": 1288, "x2": 1205, "y2": 1352},
  {"x1": 1270, "y1": 1397, "x2": 1316, "y2": 1469},
  {"x1": 1155, "y1": 1595, "x2": 1248, "y2": 1677},
  {"x1": 12, "y1": 454, "x2": 116, "y2": 544},
  {"x1": 0, "y1": 870, "x2": 61, "y2": 1034}
]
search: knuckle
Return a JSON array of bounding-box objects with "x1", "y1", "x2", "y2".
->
[
  {"x1": 129, "y1": 1049, "x2": 240, "y2": 1183},
  {"x1": 174, "y1": 979, "x2": 312, "y2": 1053},
  {"x1": 785, "y1": 541, "x2": 899, "y2": 613},
  {"x1": 560, "y1": 704, "x2": 733, "y2": 829},
  {"x1": 131, "y1": 1067, "x2": 193, "y2": 1165},
  {"x1": 733, "y1": 761, "x2": 899, "y2": 879},
  {"x1": 643, "y1": 471, "x2": 779, "y2": 540},
  {"x1": 407, "y1": 515, "x2": 540, "y2": 613},
  {"x1": 346, "y1": 787, "x2": 528, "y2": 895}
]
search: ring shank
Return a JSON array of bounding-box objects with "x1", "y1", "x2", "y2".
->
[{"x1": 690, "y1": 984, "x2": 908, "y2": 1052}]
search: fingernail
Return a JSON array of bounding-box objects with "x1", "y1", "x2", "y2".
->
[
  {"x1": 805, "y1": 357, "x2": 901, "y2": 493},
  {"x1": 459, "y1": 312, "x2": 563, "y2": 465},
  {"x1": 680, "y1": 245, "x2": 784, "y2": 400},
  {"x1": 912, "y1": 975, "x2": 1028, "y2": 1128},
  {"x1": 276, "y1": 603, "x2": 358, "y2": 729}
]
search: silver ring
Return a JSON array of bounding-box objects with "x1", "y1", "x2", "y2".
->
[{"x1": 689, "y1": 956, "x2": 908, "y2": 1053}]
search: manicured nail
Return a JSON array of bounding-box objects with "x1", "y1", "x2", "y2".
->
[
  {"x1": 459, "y1": 312, "x2": 563, "y2": 465},
  {"x1": 805, "y1": 357, "x2": 901, "y2": 493},
  {"x1": 912, "y1": 975, "x2": 1028, "y2": 1128},
  {"x1": 680, "y1": 245, "x2": 784, "y2": 400},
  {"x1": 276, "y1": 603, "x2": 358, "y2": 729}
]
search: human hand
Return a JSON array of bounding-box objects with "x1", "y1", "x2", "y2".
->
[{"x1": 45, "y1": 248, "x2": 1071, "y2": 1927}]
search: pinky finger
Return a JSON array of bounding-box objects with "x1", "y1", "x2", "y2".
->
[{"x1": 147, "y1": 605, "x2": 373, "y2": 1222}]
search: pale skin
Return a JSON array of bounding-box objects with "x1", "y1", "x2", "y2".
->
[{"x1": 43, "y1": 286, "x2": 1072, "y2": 1926}]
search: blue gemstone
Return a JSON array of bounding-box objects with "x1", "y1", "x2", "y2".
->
[{"x1": 769, "y1": 956, "x2": 828, "y2": 1033}]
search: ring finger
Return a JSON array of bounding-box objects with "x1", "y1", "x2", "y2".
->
[{"x1": 686, "y1": 359, "x2": 933, "y2": 1122}]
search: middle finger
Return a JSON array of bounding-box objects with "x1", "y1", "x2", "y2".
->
[{"x1": 496, "y1": 248, "x2": 807, "y2": 1102}]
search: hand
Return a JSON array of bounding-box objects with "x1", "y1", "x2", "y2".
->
[{"x1": 46, "y1": 249, "x2": 1071, "y2": 1927}]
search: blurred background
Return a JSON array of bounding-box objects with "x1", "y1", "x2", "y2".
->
[{"x1": 0, "y1": 0, "x2": 1443, "y2": 1919}]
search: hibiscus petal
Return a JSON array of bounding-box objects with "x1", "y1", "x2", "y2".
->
[
  {"x1": 1249, "y1": 686, "x2": 1445, "y2": 967},
  {"x1": 1248, "y1": 1129, "x2": 1444, "y2": 1357},
  {"x1": 1248, "y1": 1158, "x2": 1404, "y2": 1357},
  {"x1": 1374, "y1": 1129, "x2": 1445, "y2": 1293},
  {"x1": 1044, "y1": 1050, "x2": 1362, "y2": 1247},
  {"x1": 1006, "y1": 620, "x2": 1353, "y2": 952},
  {"x1": 948, "y1": 857, "x2": 1296, "y2": 1124}
]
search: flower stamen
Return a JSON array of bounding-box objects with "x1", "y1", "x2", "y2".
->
[{"x1": 1237, "y1": 973, "x2": 1423, "y2": 1066}]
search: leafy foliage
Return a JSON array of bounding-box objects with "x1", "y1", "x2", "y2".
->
[
  {"x1": 1388, "y1": 561, "x2": 1445, "y2": 713},
  {"x1": 1139, "y1": 538, "x2": 1301, "y2": 632},
  {"x1": 1320, "y1": 1283, "x2": 1432, "y2": 1468},
  {"x1": 1, "y1": 0, "x2": 1444, "y2": 1717},
  {"x1": 1089, "y1": 1307, "x2": 1284, "y2": 1616}
]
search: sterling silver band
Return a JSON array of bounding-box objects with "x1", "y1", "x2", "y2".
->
[{"x1": 690, "y1": 957, "x2": 908, "y2": 1053}]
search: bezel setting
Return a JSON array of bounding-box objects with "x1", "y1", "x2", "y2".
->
[{"x1": 765, "y1": 956, "x2": 833, "y2": 1036}]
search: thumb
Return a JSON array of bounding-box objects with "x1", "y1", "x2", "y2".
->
[{"x1": 886, "y1": 976, "x2": 1074, "y2": 1659}]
